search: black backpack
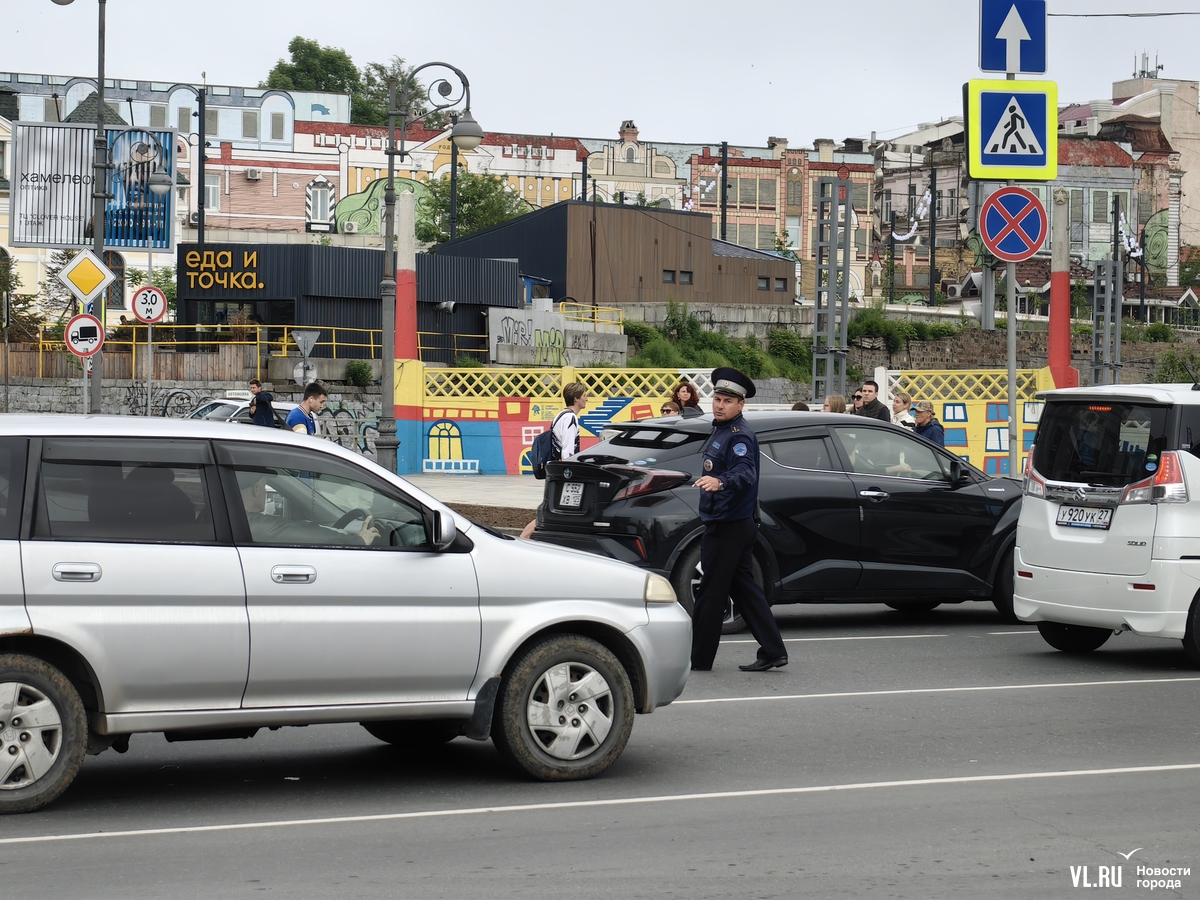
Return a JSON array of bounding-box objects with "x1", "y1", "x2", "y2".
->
[{"x1": 530, "y1": 411, "x2": 572, "y2": 480}]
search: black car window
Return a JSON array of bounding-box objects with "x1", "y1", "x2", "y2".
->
[
  {"x1": 609, "y1": 429, "x2": 700, "y2": 448},
  {"x1": 216, "y1": 441, "x2": 428, "y2": 549},
  {"x1": 0, "y1": 438, "x2": 27, "y2": 541},
  {"x1": 577, "y1": 427, "x2": 704, "y2": 465},
  {"x1": 762, "y1": 437, "x2": 836, "y2": 472},
  {"x1": 35, "y1": 439, "x2": 217, "y2": 543},
  {"x1": 1175, "y1": 404, "x2": 1200, "y2": 458},
  {"x1": 832, "y1": 426, "x2": 948, "y2": 481},
  {"x1": 1033, "y1": 401, "x2": 1169, "y2": 486}
]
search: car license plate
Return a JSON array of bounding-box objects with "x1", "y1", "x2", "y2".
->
[
  {"x1": 1056, "y1": 505, "x2": 1112, "y2": 529},
  {"x1": 560, "y1": 482, "x2": 584, "y2": 508}
]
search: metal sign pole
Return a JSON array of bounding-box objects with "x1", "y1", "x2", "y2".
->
[{"x1": 147, "y1": 250, "x2": 153, "y2": 417}]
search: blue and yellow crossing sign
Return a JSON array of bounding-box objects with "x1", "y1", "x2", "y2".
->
[{"x1": 966, "y1": 79, "x2": 1057, "y2": 181}]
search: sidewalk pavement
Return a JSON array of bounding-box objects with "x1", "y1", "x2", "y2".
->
[{"x1": 402, "y1": 473, "x2": 544, "y2": 508}]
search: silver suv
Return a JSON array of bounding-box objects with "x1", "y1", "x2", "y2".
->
[
  {"x1": 0, "y1": 416, "x2": 690, "y2": 812},
  {"x1": 1016, "y1": 384, "x2": 1200, "y2": 661}
]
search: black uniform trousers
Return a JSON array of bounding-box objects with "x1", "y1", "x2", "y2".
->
[{"x1": 691, "y1": 516, "x2": 787, "y2": 669}]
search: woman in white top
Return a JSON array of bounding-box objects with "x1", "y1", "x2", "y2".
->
[{"x1": 892, "y1": 390, "x2": 916, "y2": 427}]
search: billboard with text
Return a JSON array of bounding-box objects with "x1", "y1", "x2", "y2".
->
[{"x1": 10, "y1": 122, "x2": 176, "y2": 251}]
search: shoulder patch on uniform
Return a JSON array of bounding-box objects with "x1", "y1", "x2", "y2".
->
[{"x1": 733, "y1": 442, "x2": 749, "y2": 457}]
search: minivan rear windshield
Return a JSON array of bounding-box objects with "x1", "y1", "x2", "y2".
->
[
  {"x1": 575, "y1": 428, "x2": 702, "y2": 464},
  {"x1": 1032, "y1": 401, "x2": 1169, "y2": 486}
]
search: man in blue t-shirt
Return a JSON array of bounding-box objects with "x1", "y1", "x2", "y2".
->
[
  {"x1": 248, "y1": 379, "x2": 276, "y2": 427},
  {"x1": 286, "y1": 383, "x2": 327, "y2": 435}
]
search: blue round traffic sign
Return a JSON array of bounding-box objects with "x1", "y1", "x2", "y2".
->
[{"x1": 979, "y1": 186, "x2": 1048, "y2": 262}]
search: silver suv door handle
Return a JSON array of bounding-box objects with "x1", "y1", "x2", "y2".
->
[
  {"x1": 271, "y1": 565, "x2": 317, "y2": 584},
  {"x1": 859, "y1": 490, "x2": 890, "y2": 500},
  {"x1": 53, "y1": 563, "x2": 102, "y2": 582}
]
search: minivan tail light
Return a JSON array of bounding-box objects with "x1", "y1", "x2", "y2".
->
[
  {"x1": 1023, "y1": 461, "x2": 1046, "y2": 498},
  {"x1": 1122, "y1": 451, "x2": 1188, "y2": 505}
]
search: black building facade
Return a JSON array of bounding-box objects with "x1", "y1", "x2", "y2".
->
[{"x1": 175, "y1": 243, "x2": 522, "y2": 363}]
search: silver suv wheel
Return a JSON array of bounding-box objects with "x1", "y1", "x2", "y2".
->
[
  {"x1": 0, "y1": 655, "x2": 87, "y2": 814},
  {"x1": 493, "y1": 635, "x2": 634, "y2": 781}
]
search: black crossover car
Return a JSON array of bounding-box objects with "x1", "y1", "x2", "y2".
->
[{"x1": 532, "y1": 412, "x2": 1022, "y2": 627}]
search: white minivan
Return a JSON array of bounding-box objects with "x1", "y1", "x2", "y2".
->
[{"x1": 1016, "y1": 383, "x2": 1200, "y2": 662}]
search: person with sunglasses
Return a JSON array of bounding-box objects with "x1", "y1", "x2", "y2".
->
[{"x1": 853, "y1": 381, "x2": 892, "y2": 422}]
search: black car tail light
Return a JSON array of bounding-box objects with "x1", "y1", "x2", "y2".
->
[{"x1": 609, "y1": 467, "x2": 692, "y2": 501}]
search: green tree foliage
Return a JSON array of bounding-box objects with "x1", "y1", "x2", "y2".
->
[
  {"x1": 848, "y1": 307, "x2": 960, "y2": 354},
  {"x1": 416, "y1": 171, "x2": 533, "y2": 244},
  {"x1": 40, "y1": 250, "x2": 78, "y2": 317},
  {"x1": 1154, "y1": 347, "x2": 1200, "y2": 383},
  {"x1": 263, "y1": 37, "x2": 360, "y2": 95},
  {"x1": 1180, "y1": 245, "x2": 1200, "y2": 291},
  {"x1": 126, "y1": 266, "x2": 178, "y2": 315},
  {"x1": 0, "y1": 258, "x2": 42, "y2": 343},
  {"x1": 625, "y1": 303, "x2": 810, "y2": 381},
  {"x1": 262, "y1": 39, "x2": 432, "y2": 128}
]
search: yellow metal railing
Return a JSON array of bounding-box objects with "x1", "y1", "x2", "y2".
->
[
  {"x1": 559, "y1": 302, "x2": 623, "y2": 327},
  {"x1": 37, "y1": 323, "x2": 383, "y2": 381},
  {"x1": 417, "y1": 332, "x2": 489, "y2": 363}
]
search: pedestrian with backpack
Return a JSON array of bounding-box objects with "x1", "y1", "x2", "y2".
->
[{"x1": 521, "y1": 382, "x2": 589, "y2": 539}]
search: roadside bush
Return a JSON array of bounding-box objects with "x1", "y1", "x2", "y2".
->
[
  {"x1": 623, "y1": 320, "x2": 658, "y2": 354},
  {"x1": 928, "y1": 323, "x2": 958, "y2": 340},
  {"x1": 1145, "y1": 322, "x2": 1176, "y2": 343},
  {"x1": 1154, "y1": 347, "x2": 1200, "y2": 383},
  {"x1": 344, "y1": 359, "x2": 373, "y2": 387},
  {"x1": 454, "y1": 353, "x2": 485, "y2": 368}
]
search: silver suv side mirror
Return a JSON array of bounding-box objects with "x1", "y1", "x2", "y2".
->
[{"x1": 432, "y1": 509, "x2": 457, "y2": 551}]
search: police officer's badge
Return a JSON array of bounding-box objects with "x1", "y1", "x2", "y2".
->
[{"x1": 703, "y1": 459, "x2": 713, "y2": 471}]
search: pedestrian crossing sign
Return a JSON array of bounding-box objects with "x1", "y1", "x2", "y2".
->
[{"x1": 966, "y1": 79, "x2": 1057, "y2": 181}]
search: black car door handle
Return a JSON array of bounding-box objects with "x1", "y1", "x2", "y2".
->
[{"x1": 859, "y1": 490, "x2": 889, "y2": 500}]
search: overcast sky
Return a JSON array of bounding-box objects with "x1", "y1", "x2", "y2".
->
[{"x1": 8, "y1": 1, "x2": 1200, "y2": 148}]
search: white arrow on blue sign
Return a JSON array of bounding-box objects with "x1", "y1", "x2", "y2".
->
[{"x1": 979, "y1": 0, "x2": 1046, "y2": 75}]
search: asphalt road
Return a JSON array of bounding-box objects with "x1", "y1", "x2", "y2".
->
[{"x1": 4, "y1": 602, "x2": 1200, "y2": 899}]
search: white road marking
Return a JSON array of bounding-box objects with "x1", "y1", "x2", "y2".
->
[
  {"x1": 4, "y1": 762, "x2": 1200, "y2": 846},
  {"x1": 676, "y1": 676, "x2": 1200, "y2": 705},
  {"x1": 723, "y1": 634, "x2": 946, "y2": 644},
  {"x1": 988, "y1": 630, "x2": 1038, "y2": 635}
]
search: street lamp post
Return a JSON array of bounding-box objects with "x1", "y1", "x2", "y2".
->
[
  {"x1": 376, "y1": 63, "x2": 483, "y2": 473},
  {"x1": 52, "y1": 0, "x2": 107, "y2": 413}
]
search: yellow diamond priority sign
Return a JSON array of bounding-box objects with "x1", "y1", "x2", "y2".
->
[{"x1": 58, "y1": 248, "x2": 116, "y2": 306}]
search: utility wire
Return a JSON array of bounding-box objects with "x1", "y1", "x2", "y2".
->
[{"x1": 1048, "y1": 11, "x2": 1200, "y2": 16}]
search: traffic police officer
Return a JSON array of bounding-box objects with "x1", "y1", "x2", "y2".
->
[{"x1": 691, "y1": 367, "x2": 789, "y2": 672}]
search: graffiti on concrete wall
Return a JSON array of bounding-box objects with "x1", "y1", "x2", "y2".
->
[
  {"x1": 533, "y1": 328, "x2": 566, "y2": 366},
  {"x1": 496, "y1": 315, "x2": 534, "y2": 348},
  {"x1": 490, "y1": 308, "x2": 569, "y2": 366},
  {"x1": 317, "y1": 399, "x2": 380, "y2": 460}
]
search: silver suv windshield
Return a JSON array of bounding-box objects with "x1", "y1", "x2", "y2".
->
[{"x1": 1032, "y1": 401, "x2": 1169, "y2": 487}]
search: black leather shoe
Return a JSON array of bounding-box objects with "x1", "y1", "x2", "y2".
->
[{"x1": 739, "y1": 656, "x2": 788, "y2": 672}]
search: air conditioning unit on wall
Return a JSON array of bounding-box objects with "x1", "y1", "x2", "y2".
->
[
  {"x1": 246, "y1": 168, "x2": 262, "y2": 181},
  {"x1": 342, "y1": 221, "x2": 359, "y2": 234},
  {"x1": 947, "y1": 284, "x2": 961, "y2": 299},
  {"x1": 188, "y1": 211, "x2": 200, "y2": 225}
]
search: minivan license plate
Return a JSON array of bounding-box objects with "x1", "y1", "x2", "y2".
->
[
  {"x1": 560, "y1": 482, "x2": 584, "y2": 508},
  {"x1": 1056, "y1": 505, "x2": 1112, "y2": 529}
]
